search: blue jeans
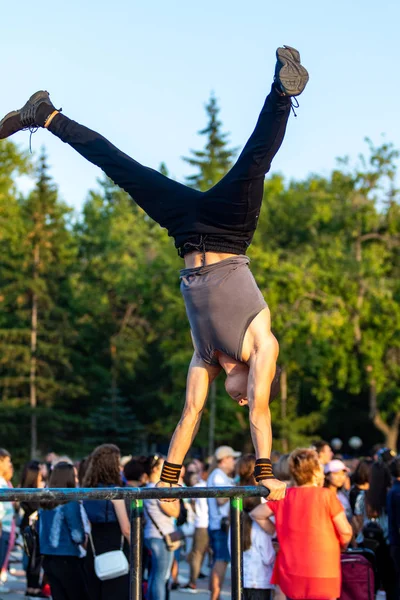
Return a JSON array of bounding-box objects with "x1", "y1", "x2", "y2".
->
[
  {"x1": 209, "y1": 528, "x2": 230, "y2": 564},
  {"x1": 0, "y1": 531, "x2": 10, "y2": 570},
  {"x1": 144, "y1": 538, "x2": 173, "y2": 600}
]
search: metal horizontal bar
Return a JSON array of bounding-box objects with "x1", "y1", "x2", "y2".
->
[{"x1": 0, "y1": 485, "x2": 269, "y2": 502}]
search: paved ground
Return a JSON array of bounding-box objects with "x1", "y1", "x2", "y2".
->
[
  {"x1": 1, "y1": 547, "x2": 230, "y2": 599},
  {"x1": 1, "y1": 548, "x2": 387, "y2": 599},
  {"x1": 170, "y1": 561, "x2": 231, "y2": 599},
  {"x1": 0, "y1": 567, "x2": 26, "y2": 599}
]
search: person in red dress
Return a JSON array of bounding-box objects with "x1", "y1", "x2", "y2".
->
[{"x1": 251, "y1": 448, "x2": 352, "y2": 600}]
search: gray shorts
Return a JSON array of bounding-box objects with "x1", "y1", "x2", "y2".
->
[{"x1": 180, "y1": 256, "x2": 267, "y2": 365}]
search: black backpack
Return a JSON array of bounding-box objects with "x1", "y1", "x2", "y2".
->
[
  {"x1": 176, "y1": 499, "x2": 188, "y2": 527},
  {"x1": 362, "y1": 519, "x2": 385, "y2": 553}
]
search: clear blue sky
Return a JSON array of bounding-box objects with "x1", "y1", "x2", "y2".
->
[{"x1": 2, "y1": 0, "x2": 399, "y2": 211}]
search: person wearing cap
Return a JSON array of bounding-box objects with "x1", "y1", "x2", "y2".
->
[
  {"x1": 207, "y1": 446, "x2": 240, "y2": 600},
  {"x1": 324, "y1": 460, "x2": 352, "y2": 521}
]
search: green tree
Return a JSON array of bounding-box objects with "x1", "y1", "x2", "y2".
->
[
  {"x1": 88, "y1": 386, "x2": 145, "y2": 454},
  {"x1": 183, "y1": 93, "x2": 238, "y2": 190},
  {"x1": 252, "y1": 140, "x2": 400, "y2": 451},
  {"x1": 0, "y1": 148, "x2": 80, "y2": 459},
  {"x1": 72, "y1": 177, "x2": 183, "y2": 450}
]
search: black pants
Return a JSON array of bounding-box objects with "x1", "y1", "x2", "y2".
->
[
  {"x1": 49, "y1": 86, "x2": 291, "y2": 255},
  {"x1": 84, "y1": 523, "x2": 129, "y2": 600},
  {"x1": 391, "y1": 545, "x2": 400, "y2": 600},
  {"x1": 42, "y1": 555, "x2": 88, "y2": 600},
  {"x1": 26, "y1": 553, "x2": 42, "y2": 589},
  {"x1": 374, "y1": 541, "x2": 397, "y2": 600},
  {"x1": 244, "y1": 589, "x2": 272, "y2": 599}
]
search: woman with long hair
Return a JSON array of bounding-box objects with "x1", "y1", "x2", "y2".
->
[
  {"x1": 251, "y1": 448, "x2": 352, "y2": 600},
  {"x1": 236, "y1": 454, "x2": 275, "y2": 600},
  {"x1": 354, "y1": 458, "x2": 396, "y2": 599},
  {"x1": 83, "y1": 444, "x2": 130, "y2": 600},
  {"x1": 350, "y1": 458, "x2": 372, "y2": 538},
  {"x1": 349, "y1": 458, "x2": 372, "y2": 514},
  {"x1": 20, "y1": 460, "x2": 44, "y2": 598},
  {"x1": 39, "y1": 462, "x2": 88, "y2": 600},
  {"x1": 143, "y1": 456, "x2": 180, "y2": 600}
]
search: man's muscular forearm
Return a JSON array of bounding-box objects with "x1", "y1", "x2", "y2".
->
[
  {"x1": 247, "y1": 344, "x2": 276, "y2": 458},
  {"x1": 165, "y1": 352, "x2": 221, "y2": 465},
  {"x1": 249, "y1": 404, "x2": 273, "y2": 459},
  {"x1": 246, "y1": 334, "x2": 286, "y2": 500}
]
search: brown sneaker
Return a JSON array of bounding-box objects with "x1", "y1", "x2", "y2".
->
[
  {"x1": 274, "y1": 45, "x2": 309, "y2": 96},
  {"x1": 0, "y1": 90, "x2": 56, "y2": 139}
]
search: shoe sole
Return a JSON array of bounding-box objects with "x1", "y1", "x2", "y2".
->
[
  {"x1": 0, "y1": 90, "x2": 49, "y2": 139},
  {"x1": 277, "y1": 46, "x2": 309, "y2": 96}
]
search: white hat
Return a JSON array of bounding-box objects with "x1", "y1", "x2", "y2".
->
[
  {"x1": 324, "y1": 459, "x2": 350, "y2": 474},
  {"x1": 215, "y1": 446, "x2": 241, "y2": 461},
  {"x1": 120, "y1": 455, "x2": 133, "y2": 467}
]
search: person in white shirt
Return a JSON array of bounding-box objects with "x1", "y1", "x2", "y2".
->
[
  {"x1": 143, "y1": 457, "x2": 180, "y2": 600},
  {"x1": 181, "y1": 462, "x2": 210, "y2": 593},
  {"x1": 207, "y1": 446, "x2": 240, "y2": 600},
  {"x1": 236, "y1": 454, "x2": 275, "y2": 599},
  {"x1": 242, "y1": 513, "x2": 275, "y2": 600}
]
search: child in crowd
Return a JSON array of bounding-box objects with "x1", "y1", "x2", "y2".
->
[{"x1": 236, "y1": 454, "x2": 275, "y2": 600}]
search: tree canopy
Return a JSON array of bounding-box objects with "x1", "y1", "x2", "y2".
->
[{"x1": 0, "y1": 97, "x2": 399, "y2": 466}]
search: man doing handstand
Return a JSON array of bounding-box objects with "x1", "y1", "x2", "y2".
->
[{"x1": 0, "y1": 45, "x2": 308, "y2": 500}]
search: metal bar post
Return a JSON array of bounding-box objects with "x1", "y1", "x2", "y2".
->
[
  {"x1": 230, "y1": 497, "x2": 243, "y2": 600},
  {"x1": 130, "y1": 499, "x2": 143, "y2": 600},
  {"x1": 0, "y1": 485, "x2": 269, "y2": 502}
]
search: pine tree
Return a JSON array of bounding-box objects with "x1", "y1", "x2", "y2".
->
[
  {"x1": 0, "y1": 142, "x2": 32, "y2": 463},
  {"x1": 88, "y1": 387, "x2": 144, "y2": 455},
  {"x1": 0, "y1": 148, "x2": 80, "y2": 459},
  {"x1": 159, "y1": 162, "x2": 169, "y2": 177},
  {"x1": 182, "y1": 93, "x2": 238, "y2": 453},
  {"x1": 183, "y1": 93, "x2": 238, "y2": 190}
]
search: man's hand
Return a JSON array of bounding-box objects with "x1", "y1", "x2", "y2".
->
[
  {"x1": 155, "y1": 480, "x2": 180, "y2": 503},
  {"x1": 259, "y1": 478, "x2": 286, "y2": 501}
]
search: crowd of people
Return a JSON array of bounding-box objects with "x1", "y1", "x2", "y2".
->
[{"x1": 0, "y1": 441, "x2": 399, "y2": 599}]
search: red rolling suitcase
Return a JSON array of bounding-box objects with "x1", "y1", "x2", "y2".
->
[{"x1": 340, "y1": 549, "x2": 375, "y2": 600}]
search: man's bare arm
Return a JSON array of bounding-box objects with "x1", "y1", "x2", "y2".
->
[
  {"x1": 164, "y1": 351, "x2": 221, "y2": 465},
  {"x1": 242, "y1": 309, "x2": 286, "y2": 501},
  {"x1": 247, "y1": 337, "x2": 276, "y2": 459}
]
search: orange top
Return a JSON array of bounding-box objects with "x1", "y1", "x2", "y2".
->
[{"x1": 267, "y1": 487, "x2": 343, "y2": 600}]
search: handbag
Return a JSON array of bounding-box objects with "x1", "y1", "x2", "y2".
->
[
  {"x1": 218, "y1": 501, "x2": 230, "y2": 533},
  {"x1": 144, "y1": 505, "x2": 184, "y2": 551},
  {"x1": 22, "y1": 524, "x2": 38, "y2": 558},
  {"x1": 89, "y1": 532, "x2": 129, "y2": 581},
  {"x1": 22, "y1": 511, "x2": 41, "y2": 568},
  {"x1": 176, "y1": 499, "x2": 188, "y2": 527}
]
